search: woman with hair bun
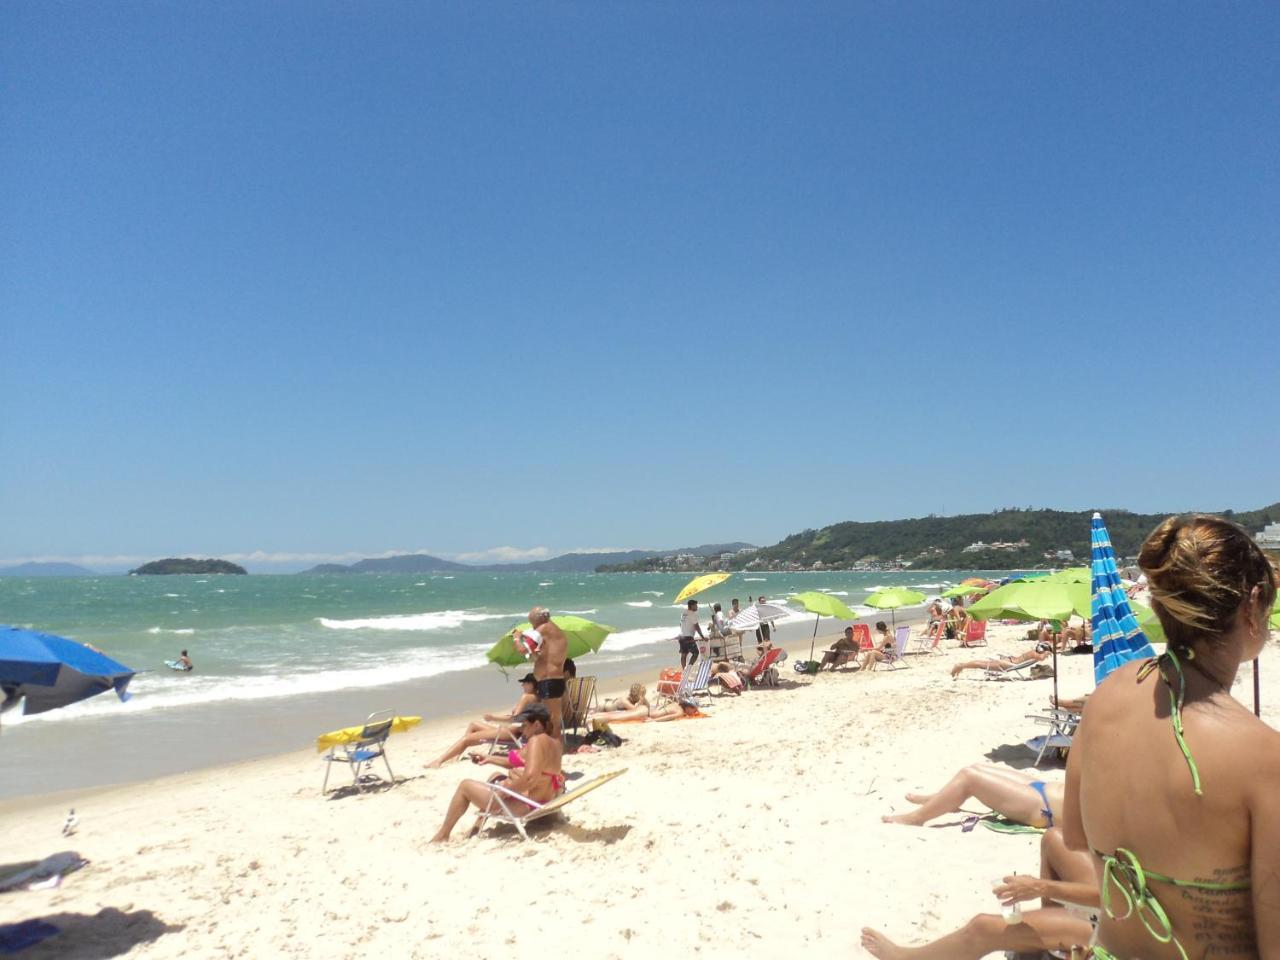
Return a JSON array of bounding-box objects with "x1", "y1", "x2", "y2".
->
[{"x1": 1063, "y1": 514, "x2": 1279, "y2": 959}]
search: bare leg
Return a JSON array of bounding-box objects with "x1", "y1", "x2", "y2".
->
[
  {"x1": 430, "y1": 779, "x2": 498, "y2": 842},
  {"x1": 950, "y1": 660, "x2": 998, "y2": 678},
  {"x1": 544, "y1": 696, "x2": 563, "y2": 741},
  {"x1": 861, "y1": 909, "x2": 1091, "y2": 960},
  {"x1": 883, "y1": 764, "x2": 1046, "y2": 827},
  {"x1": 426, "y1": 723, "x2": 508, "y2": 768}
]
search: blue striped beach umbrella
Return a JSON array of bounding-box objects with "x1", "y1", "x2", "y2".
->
[{"x1": 1090, "y1": 512, "x2": 1156, "y2": 685}]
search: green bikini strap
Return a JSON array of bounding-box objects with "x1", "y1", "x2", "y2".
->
[
  {"x1": 1137, "y1": 650, "x2": 1203, "y2": 796},
  {"x1": 1099, "y1": 848, "x2": 1188, "y2": 960}
]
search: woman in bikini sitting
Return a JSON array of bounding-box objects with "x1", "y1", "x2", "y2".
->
[
  {"x1": 860, "y1": 621, "x2": 895, "y2": 671},
  {"x1": 949, "y1": 642, "x2": 1052, "y2": 679},
  {"x1": 882, "y1": 763, "x2": 1063, "y2": 828},
  {"x1": 430, "y1": 703, "x2": 563, "y2": 842},
  {"x1": 1064, "y1": 514, "x2": 1279, "y2": 959},
  {"x1": 425, "y1": 673, "x2": 539, "y2": 768}
]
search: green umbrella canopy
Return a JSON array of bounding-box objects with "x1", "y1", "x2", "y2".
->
[
  {"x1": 1044, "y1": 567, "x2": 1091, "y2": 583},
  {"x1": 970, "y1": 580, "x2": 1167, "y2": 644},
  {"x1": 788, "y1": 591, "x2": 860, "y2": 620},
  {"x1": 1270, "y1": 593, "x2": 1280, "y2": 630},
  {"x1": 968, "y1": 580, "x2": 1089, "y2": 621},
  {"x1": 942, "y1": 584, "x2": 989, "y2": 599},
  {"x1": 864, "y1": 587, "x2": 927, "y2": 610},
  {"x1": 485, "y1": 616, "x2": 615, "y2": 668}
]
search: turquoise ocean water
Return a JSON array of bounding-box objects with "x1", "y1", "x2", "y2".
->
[{"x1": 0, "y1": 569, "x2": 1002, "y2": 798}]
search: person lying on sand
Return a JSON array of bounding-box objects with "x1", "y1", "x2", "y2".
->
[
  {"x1": 425, "y1": 673, "x2": 539, "y2": 768},
  {"x1": 950, "y1": 642, "x2": 1052, "y2": 679},
  {"x1": 860, "y1": 622, "x2": 894, "y2": 671},
  {"x1": 882, "y1": 763, "x2": 1063, "y2": 828},
  {"x1": 600, "y1": 683, "x2": 648, "y2": 713},
  {"x1": 590, "y1": 697, "x2": 703, "y2": 723},
  {"x1": 860, "y1": 826, "x2": 1098, "y2": 959},
  {"x1": 430, "y1": 703, "x2": 563, "y2": 843},
  {"x1": 645, "y1": 698, "x2": 703, "y2": 722},
  {"x1": 711, "y1": 660, "x2": 745, "y2": 693}
]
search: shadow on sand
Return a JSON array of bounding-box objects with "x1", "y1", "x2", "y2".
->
[{"x1": 6, "y1": 907, "x2": 182, "y2": 959}]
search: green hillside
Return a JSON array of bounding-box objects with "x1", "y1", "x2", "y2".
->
[{"x1": 739, "y1": 503, "x2": 1279, "y2": 571}]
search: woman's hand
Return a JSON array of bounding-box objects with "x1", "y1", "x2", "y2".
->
[{"x1": 994, "y1": 875, "x2": 1043, "y2": 904}]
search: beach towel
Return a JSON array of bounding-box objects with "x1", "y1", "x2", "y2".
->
[
  {"x1": 610, "y1": 710, "x2": 708, "y2": 723},
  {"x1": 979, "y1": 816, "x2": 1045, "y2": 835}
]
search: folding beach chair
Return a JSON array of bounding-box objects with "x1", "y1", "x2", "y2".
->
[
  {"x1": 744, "y1": 647, "x2": 784, "y2": 688},
  {"x1": 683, "y1": 659, "x2": 713, "y2": 706},
  {"x1": 472, "y1": 769, "x2": 628, "y2": 841},
  {"x1": 655, "y1": 666, "x2": 685, "y2": 705},
  {"x1": 914, "y1": 619, "x2": 945, "y2": 655},
  {"x1": 960, "y1": 620, "x2": 988, "y2": 648},
  {"x1": 321, "y1": 709, "x2": 396, "y2": 794},
  {"x1": 1024, "y1": 709, "x2": 1080, "y2": 766},
  {"x1": 882, "y1": 627, "x2": 912, "y2": 670},
  {"x1": 562, "y1": 677, "x2": 598, "y2": 737}
]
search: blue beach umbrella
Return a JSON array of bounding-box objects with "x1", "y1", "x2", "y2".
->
[
  {"x1": 1090, "y1": 513, "x2": 1155, "y2": 686},
  {"x1": 0, "y1": 626, "x2": 135, "y2": 716}
]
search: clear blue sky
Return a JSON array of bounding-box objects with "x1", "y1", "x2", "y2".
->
[{"x1": 3, "y1": 2, "x2": 1277, "y2": 571}]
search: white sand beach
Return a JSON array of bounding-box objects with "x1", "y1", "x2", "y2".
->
[{"x1": 2, "y1": 625, "x2": 1276, "y2": 959}]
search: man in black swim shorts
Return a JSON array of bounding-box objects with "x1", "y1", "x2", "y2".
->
[{"x1": 526, "y1": 606, "x2": 568, "y2": 740}]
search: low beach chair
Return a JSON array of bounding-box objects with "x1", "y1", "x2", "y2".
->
[
  {"x1": 959, "y1": 620, "x2": 988, "y2": 648},
  {"x1": 472, "y1": 769, "x2": 628, "y2": 841},
  {"x1": 656, "y1": 660, "x2": 713, "y2": 706},
  {"x1": 321, "y1": 709, "x2": 396, "y2": 794},
  {"x1": 914, "y1": 620, "x2": 944, "y2": 655},
  {"x1": 655, "y1": 667, "x2": 684, "y2": 703},
  {"x1": 882, "y1": 627, "x2": 911, "y2": 670},
  {"x1": 744, "y1": 647, "x2": 784, "y2": 687},
  {"x1": 684, "y1": 658, "x2": 714, "y2": 706},
  {"x1": 562, "y1": 677, "x2": 598, "y2": 737},
  {"x1": 1024, "y1": 709, "x2": 1080, "y2": 765}
]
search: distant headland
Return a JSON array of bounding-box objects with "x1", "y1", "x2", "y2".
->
[{"x1": 129, "y1": 558, "x2": 248, "y2": 576}]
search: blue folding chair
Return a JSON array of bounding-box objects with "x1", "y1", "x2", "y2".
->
[{"x1": 321, "y1": 710, "x2": 396, "y2": 794}]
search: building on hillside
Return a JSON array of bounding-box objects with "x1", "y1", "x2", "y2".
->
[
  {"x1": 962, "y1": 541, "x2": 989, "y2": 553},
  {"x1": 1257, "y1": 523, "x2": 1280, "y2": 548}
]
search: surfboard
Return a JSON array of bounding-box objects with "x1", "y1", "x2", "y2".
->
[{"x1": 164, "y1": 660, "x2": 191, "y2": 672}]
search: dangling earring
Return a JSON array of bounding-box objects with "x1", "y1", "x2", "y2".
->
[{"x1": 1185, "y1": 647, "x2": 1196, "y2": 661}]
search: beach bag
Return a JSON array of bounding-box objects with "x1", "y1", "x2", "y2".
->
[{"x1": 794, "y1": 660, "x2": 822, "y2": 675}]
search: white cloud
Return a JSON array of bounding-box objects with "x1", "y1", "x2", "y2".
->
[
  {"x1": 564, "y1": 546, "x2": 649, "y2": 555},
  {"x1": 449, "y1": 545, "x2": 552, "y2": 564}
]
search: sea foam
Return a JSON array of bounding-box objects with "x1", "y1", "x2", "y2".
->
[{"x1": 317, "y1": 610, "x2": 519, "y2": 631}]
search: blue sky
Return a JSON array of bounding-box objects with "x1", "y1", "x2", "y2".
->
[{"x1": 3, "y1": 3, "x2": 1278, "y2": 571}]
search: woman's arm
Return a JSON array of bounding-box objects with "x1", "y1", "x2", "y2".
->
[
  {"x1": 1250, "y1": 742, "x2": 1280, "y2": 956},
  {"x1": 996, "y1": 875, "x2": 1100, "y2": 908},
  {"x1": 1061, "y1": 716, "x2": 1088, "y2": 853}
]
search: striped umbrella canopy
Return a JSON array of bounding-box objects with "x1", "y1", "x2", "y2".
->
[{"x1": 1091, "y1": 513, "x2": 1156, "y2": 686}]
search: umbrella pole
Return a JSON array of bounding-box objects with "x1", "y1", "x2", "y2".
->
[
  {"x1": 1254, "y1": 657, "x2": 1261, "y2": 718},
  {"x1": 1052, "y1": 639, "x2": 1059, "y2": 709},
  {"x1": 808, "y1": 614, "x2": 819, "y2": 667}
]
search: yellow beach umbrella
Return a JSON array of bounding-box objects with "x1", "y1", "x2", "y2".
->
[
  {"x1": 315, "y1": 715, "x2": 421, "y2": 753},
  {"x1": 674, "y1": 572, "x2": 731, "y2": 604}
]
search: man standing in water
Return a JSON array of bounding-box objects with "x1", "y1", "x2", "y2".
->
[{"x1": 524, "y1": 606, "x2": 567, "y2": 740}]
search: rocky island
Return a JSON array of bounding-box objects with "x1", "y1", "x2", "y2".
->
[{"x1": 129, "y1": 558, "x2": 248, "y2": 576}]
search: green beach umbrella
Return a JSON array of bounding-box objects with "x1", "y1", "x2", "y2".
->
[
  {"x1": 864, "y1": 587, "x2": 926, "y2": 627},
  {"x1": 1044, "y1": 567, "x2": 1091, "y2": 583},
  {"x1": 968, "y1": 579, "x2": 1088, "y2": 621},
  {"x1": 1271, "y1": 594, "x2": 1280, "y2": 630},
  {"x1": 941, "y1": 584, "x2": 989, "y2": 599},
  {"x1": 486, "y1": 616, "x2": 615, "y2": 668},
  {"x1": 789, "y1": 592, "x2": 861, "y2": 669}
]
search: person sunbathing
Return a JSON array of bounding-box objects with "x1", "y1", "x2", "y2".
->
[
  {"x1": 949, "y1": 642, "x2": 1052, "y2": 679},
  {"x1": 860, "y1": 826, "x2": 1098, "y2": 959},
  {"x1": 600, "y1": 683, "x2": 648, "y2": 713},
  {"x1": 425, "y1": 673, "x2": 538, "y2": 768},
  {"x1": 645, "y1": 698, "x2": 702, "y2": 722},
  {"x1": 710, "y1": 660, "x2": 745, "y2": 693},
  {"x1": 883, "y1": 763, "x2": 1063, "y2": 827},
  {"x1": 1065, "y1": 514, "x2": 1279, "y2": 959},
  {"x1": 430, "y1": 703, "x2": 563, "y2": 842},
  {"x1": 860, "y1": 621, "x2": 894, "y2": 671}
]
